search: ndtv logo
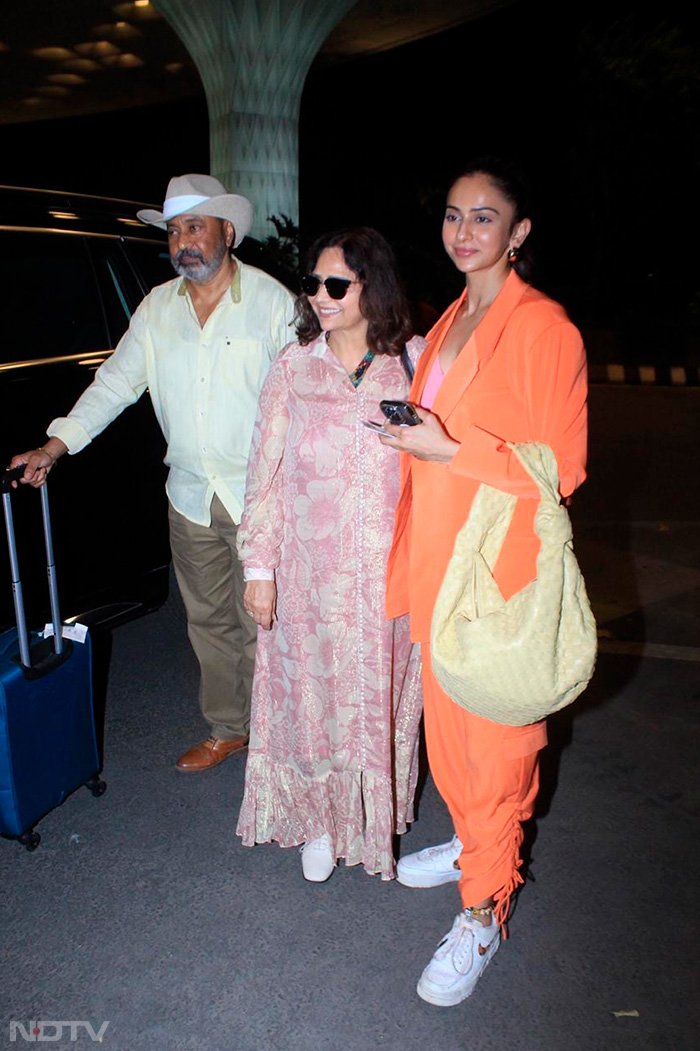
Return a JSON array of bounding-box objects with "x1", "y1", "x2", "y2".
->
[{"x1": 9, "y1": 1022, "x2": 109, "y2": 1042}]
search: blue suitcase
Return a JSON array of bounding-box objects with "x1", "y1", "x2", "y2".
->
[{"x1": 0, "y1": 468, "x2": 105, "y2": 850}]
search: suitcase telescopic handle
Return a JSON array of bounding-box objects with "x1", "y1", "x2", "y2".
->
[
  {"x1": 1, "y1": 465, "x2": 26, "y2": 493},
  {"x1": 2, "y1": 467, "x2": 64, "y2": 669}
]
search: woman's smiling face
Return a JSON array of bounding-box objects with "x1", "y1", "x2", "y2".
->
[
  {"x1": 307, "y1": 247, "x2": 366, "y2": 338},
  {"x1": 442, "y1": 173, "x2": 529, "y2": 276}
]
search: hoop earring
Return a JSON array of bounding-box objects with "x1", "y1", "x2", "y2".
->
[{"x1": 507, "y1": 247, "x2": 519, "y2": 263}]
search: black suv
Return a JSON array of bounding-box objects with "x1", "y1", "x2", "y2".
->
[{"x1": 0, "y1": 185, "x2": 175, "y2": 633}]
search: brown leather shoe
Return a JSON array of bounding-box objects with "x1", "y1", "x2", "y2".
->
[{"x1": 176, "y1": 735, "x2": 249, "y2": 772}]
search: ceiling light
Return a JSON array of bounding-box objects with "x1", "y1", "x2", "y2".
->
[
  {"x1": 22, "y1": 97, "x2": 44, "y2": 107},
  {"x1": 74, "y1": 41, "x2": 121, "y2": 58},
  {"x1": 49, "y1": 211, "x2": 79, "y2": 219},
  {"x1": 117, "y1": 217, "x2": 143, "y2": 226},
  {"x1": 164, "y1": 62, "x2": 184, "y2": 74},
  {"x1": 47, "y1": 73, "x2": 87, "y2": 86},
  {"x1": 37, "y1": 85, "x2": 70, "y2": 97},
  {"x1": 101, "y1": 53, "x2": 144, "y2": 68},
  {"x1": 62, "y1": 59, "x2": 101, "y2": 73},
  {"x1": 112, "y1": 2, "x2": 161, "y2": 21},
  {"x1": 92, "y1": 21, "x2": 140, "y2": 39},
  {"x1": 31, "y1": 47, "x2": 77, "y2": 61}
]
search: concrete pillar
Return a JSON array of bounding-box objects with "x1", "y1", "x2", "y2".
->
[{"x1": 155, "y1": 0, "x2": 355, "y2": 239}]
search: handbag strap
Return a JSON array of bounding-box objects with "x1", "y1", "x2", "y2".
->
[
  {"x1": 400, "y1": 345, "x2": 414, "y2": 383},
  {"x1": 460, "y1": 443, "x2": 568, "y2": 572},
  {"x1": 509, "y1": 443, "x2": 562, "y2": 506},
  {"x1": 469, "y1": 485, "x2": 518, "y2": 571}
]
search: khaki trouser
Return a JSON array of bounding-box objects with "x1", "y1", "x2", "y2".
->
[{"x1": 168, "y1": 496, "x2": 257, "y2": 739}]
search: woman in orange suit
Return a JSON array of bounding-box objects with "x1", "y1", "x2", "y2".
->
[{"x1": 379, "y1": 159, "x2": 588, "y2": 1007}]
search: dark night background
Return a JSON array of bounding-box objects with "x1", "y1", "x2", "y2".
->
[
  {"x1": 2, "y1": 0, "x2": 699, "y2": 364},
  {"x1": 1, "y1": 8, "x2": 699, "y2": 1044}
]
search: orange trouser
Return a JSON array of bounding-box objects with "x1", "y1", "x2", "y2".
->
[{"x1": 421, "y1": 644, "x2": 545, "y2": 927}]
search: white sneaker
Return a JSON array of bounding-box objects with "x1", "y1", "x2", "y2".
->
[
  {"x1": 396, "y1": 835, "x2": 463, "y2": 888},
  {"x1": 301, "y1": 834, "x2": 336, "y2": 882},
  {"x1": 417, "y1": 909, "x2": 501, "y2": 1007}
]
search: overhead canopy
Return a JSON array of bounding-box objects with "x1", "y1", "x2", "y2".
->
[
  {"x1": 0, "y1": 0, "x2": 513, "y2": 124},
  {"x1": 0, "y1": 0, "x2": 512, "y2": 238}
]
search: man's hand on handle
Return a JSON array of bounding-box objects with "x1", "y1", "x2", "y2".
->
[{"x1": 9, "y1": 438, "x2": 68, "y2": 488}]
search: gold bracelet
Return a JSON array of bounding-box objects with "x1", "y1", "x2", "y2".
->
[{"x1": 37, "y1": 446, "x2": 56, "y2": 466}]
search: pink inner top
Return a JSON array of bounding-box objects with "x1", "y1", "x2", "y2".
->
[{"x1": 420, "y1": 354, "x2": 444, "y2": 410}]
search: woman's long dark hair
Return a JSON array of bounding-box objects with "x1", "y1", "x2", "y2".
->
[
  {"x1": 450, "y1": 158, "x2": 535, "y2": 283},
  {"x1": 295, "y1": 227, "x2": 413, "y2": 355}
]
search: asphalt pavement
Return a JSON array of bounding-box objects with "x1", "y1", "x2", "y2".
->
[{"x1": 1, "y1": 386, "x2": 698, "y2": 1051}]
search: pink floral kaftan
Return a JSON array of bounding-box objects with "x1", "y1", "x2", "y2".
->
[{"x1": 236, "y1": 334, "x2": 425, "y2": 878}]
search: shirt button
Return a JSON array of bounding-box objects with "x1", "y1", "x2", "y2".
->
[
  {"x1": 200, "y1": 377, "x2": 205, "y2": 383},
  {"x1": 202, "y1": 446, "x2": 207, "y2": 452}
]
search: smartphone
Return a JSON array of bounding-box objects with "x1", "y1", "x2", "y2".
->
[
  {"x1": 362, "y1": 419, "x2": 391, "y2": 436},
  {"x1": 380, "y1": 400, "x2": 422, "y2": 426}
]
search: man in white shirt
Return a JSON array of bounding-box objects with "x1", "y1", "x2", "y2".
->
[{"x1": 11, "y1": 174, "x2": 296, "y2": 772}]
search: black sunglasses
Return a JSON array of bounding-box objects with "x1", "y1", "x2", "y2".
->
[{"x1": 301, "y1": 274, "x2": 359, "y2": 300}]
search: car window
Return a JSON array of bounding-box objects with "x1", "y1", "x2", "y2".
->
[
  {"x1": 121, "y1": 239, "x2": 174, "y2": 296},
  {"x1": 0, "y1": 231, "x2": 108, "y2": 365},
  {"x1": 87, "y1": 238, "x2": 175, "y2": 346},
  {"x1": 88, "y1": 239, "x2": 146, "y2": 345}
]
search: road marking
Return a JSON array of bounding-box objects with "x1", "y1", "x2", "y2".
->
[
  {"x1": 588, "y1": 364, "x2": 700, "y2": 386},
  {"x1": 598, "y1": 640, "x2": 700, "y2": 662}
]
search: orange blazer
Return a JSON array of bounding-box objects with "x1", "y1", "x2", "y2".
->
[{"x1": 386, "y1": 270, "x2": 588, "y2": 643}]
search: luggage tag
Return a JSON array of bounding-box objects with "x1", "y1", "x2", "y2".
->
[{"x1": 42, "y1": 622, "x2": 88, "y2": 644}]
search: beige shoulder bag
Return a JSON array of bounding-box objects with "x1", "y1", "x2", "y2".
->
[{"x1": 431, "y1": 442, "x2": 597, "y2": 726}]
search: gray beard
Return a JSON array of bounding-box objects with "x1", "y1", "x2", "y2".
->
[{"x1": 172, "y1": 241, "x2": 228, "y2": 284}]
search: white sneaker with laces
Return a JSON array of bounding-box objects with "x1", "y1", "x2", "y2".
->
[
  {"x1": 301, "y1": 833, "x2": 336, "y2": 882},
  {"x1": 417, "y1": 909, "x2": 501, "y2": 1007},
  {"x1": 396, "y1": 834, "x2": 463, "y2": 888}
]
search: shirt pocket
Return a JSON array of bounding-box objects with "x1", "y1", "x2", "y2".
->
[{"x1": 218, "y1": 337, "x2": 265, "y2": 391}]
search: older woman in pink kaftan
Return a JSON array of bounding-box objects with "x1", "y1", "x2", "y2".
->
[{"x1": 236, "y1": 227, "x2": 424, "y2": 881}]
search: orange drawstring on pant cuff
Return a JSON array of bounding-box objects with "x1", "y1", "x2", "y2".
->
[{"x1": 492, "y1": 819, "x2": 526, "y2": 935}]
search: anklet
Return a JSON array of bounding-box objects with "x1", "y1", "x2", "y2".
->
[{"x1": 468, "y1": 905, "x2": 494, "y2": 919}]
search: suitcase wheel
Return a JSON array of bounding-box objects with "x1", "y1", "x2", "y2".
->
[
  {"x1": 86, "y1": 774, "x2": 107, "y2": 798},
  {"x1": 19, "y1": 830, "x2": 41, "y2": 852}
]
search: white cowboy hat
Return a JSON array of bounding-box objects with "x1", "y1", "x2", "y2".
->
[{"x1": 137, "y1": 174, "x2": 254, "y2": 247}]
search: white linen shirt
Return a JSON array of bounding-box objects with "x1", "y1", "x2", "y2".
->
[{"x1": 47, "y1": 259, "x2": 296, "y2": 526}]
